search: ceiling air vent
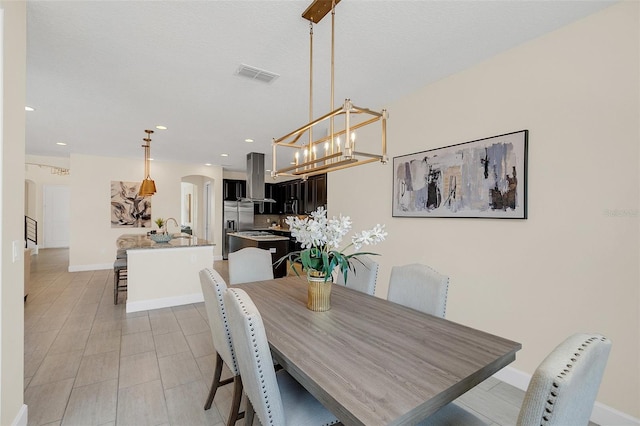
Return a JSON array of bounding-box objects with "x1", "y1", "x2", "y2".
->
[{"x1": 235, "y1": 64, "x2": 279, "y2": 84}]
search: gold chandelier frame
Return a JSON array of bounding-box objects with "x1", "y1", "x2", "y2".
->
[{"x1": 271, "y1": 0, "x2": 388, "y2": 179}]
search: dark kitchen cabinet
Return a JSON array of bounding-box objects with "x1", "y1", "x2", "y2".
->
[
  {"x1": 284, "y1": 180, "x2": 303, "y2": 201},
  {"x1": 303, "y1": 174, "x2": 327, "y2": 213},
  {"x1": 273, "y1": 174, "x2": 327, "y2": 215},
  {"x1": 275, "y1": 183, "x2": 286, "y2": 214},
  {"x1": 275, "y1": 180, "x2": 304, "y2": 214},
  {"x1": 223, "y1": 179, "x2": 246, "y2": 201},
  {"x1": 254, "y1": 183, "x2": 279, "y2": 214}
]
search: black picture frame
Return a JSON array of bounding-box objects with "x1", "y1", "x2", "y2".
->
[{"x1": 392, "y1": 130, "x2": 528, "y2": 219}]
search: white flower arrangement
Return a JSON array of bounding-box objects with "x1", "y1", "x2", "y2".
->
[{"x1": 279, "y1": 207, "x2": 387, "y2": 282}]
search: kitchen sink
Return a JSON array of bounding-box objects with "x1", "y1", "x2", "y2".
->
[{"x1": 171, "y1": 234, "x2": 193, "y2": 239}]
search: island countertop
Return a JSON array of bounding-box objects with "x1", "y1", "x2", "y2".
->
[
  {"x1": 117, "y1": 233, "x2": 214, "y2": 250},
  {"x1": 228, "y1": 231, "x2": 289, "y2": 242}
]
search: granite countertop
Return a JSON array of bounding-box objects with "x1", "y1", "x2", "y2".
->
[
  {"x1": 253, "y1": 226, "x2": 292, "y2": 233},
  {"x1": 229, "y1": 231, "x2": 289, "y2": 242},
  {"x1": 117, "y1": 233, "x2": 214, "y2": 250}
]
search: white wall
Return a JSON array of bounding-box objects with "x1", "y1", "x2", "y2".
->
[
  {"x1": 0, "y1": 1, "x2": 26, "y2": 424},
  {"x1": 328, "y1": 2, "x2": 639, "y2": 419},
  {"x1": 69, "y1": 153, "x2": 223, "y2": 270}
]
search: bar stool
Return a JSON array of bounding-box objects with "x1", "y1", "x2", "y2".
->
[
  {"x1": 113, "y1": 252, "x2": 128, "y2": 305},
  {"x1": 116, "y1": 248, "x2": 127, "y2": 259}
]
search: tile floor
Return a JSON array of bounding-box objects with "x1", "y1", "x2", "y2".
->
[
  {"x1": 24, "y1": 248, "x2": 233, "y2": 426},
  {"x1": 23, "y1": 248, "x2": 575, "y2": 426}
]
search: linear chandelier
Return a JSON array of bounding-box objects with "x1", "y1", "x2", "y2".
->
[
  {"x1": 271, "y1": 0, "x2": 388, "y2": 179},
  {"x1": 139, "y1": 129, "x2": 157, "y2": 196}
]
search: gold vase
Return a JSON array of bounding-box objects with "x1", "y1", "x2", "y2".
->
[{"x1": 307, "y1": 271, "x2": 332, "y2": 312}]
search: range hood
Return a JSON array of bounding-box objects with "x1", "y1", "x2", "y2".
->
[{"x1": 240, "y1": 152, "x2": 276, "y2": 203}]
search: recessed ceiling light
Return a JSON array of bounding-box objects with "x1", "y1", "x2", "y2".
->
[
  {"x1": 221, "y1": 153, "x2": 229, "y2": 157},
  {"x1": 149, "y1": 158, "x2": 154, "y2": 161},
  {"x1": 204, "y1": 163, "x2": 212, "y2": 166},
  {"x1": 25, "y1": 106, "x2": 35, "y2": 112},
  {"x1": 245, "y1": 138, "x2": 254, "y2": 143},
  {"x1": 156, "y1": 125, "x2": 167, "y2": 130},
  {"x1": 56, "y1": 142, "x2": 67, "y2": 146}
]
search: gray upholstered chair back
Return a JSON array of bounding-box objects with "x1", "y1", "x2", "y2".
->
[
  {"x1": 517, "y1": 333, "x2": 612, "y2": 426},
  {"x1": 228, "y1": 247, "x2": 275, "y2": 285},
  {"x1": 224, "y1": 288, "x2": 286, "y2": 425},
  {"x1": 335, "y1": 255, "x2": 379, "y2": 296},
  {"x1": 199, "y1": 268, "x2": 239, "y2": 376},
  {"x1": 387, "y1": 263, "x2": 449, "y2": 318}
]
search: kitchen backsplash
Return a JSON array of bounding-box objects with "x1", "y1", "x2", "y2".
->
[{"x1": 254, "y1": 213, "x2": 307, "y2": 229}]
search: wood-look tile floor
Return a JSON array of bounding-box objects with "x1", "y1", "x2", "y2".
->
[{"x1": 23, "y1": 248, "x2": 562, "y2": 426}]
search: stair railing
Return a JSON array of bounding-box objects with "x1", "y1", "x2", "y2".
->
[{"x1": 25, "y1": 215, "x2": 37, "y2": 248}]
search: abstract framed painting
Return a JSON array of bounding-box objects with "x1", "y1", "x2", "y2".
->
[
  {"x1": 392, "y1": 130, "x2": 528, "y2": 219},
  {"x1": 111, "y1": 181, "x2": 152, "y2": 227}
]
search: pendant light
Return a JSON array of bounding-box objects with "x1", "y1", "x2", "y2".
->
[
  {"x1": 139, "y1": 129, "x2": 157, "y2": 196},
  {"x1": 272, "y1": 0, "x2": 388, "y2": 179}
]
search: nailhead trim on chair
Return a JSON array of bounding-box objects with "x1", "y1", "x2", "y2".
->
[
  {"x1": 420, "y1": 264, "x2": 449, "y2": 317},
  {"x1": 372, "y1": 263, "x2": 379, "y2": 295},
  {"x1": 230, "y1": 290, "x2": 276, "y2": 425},
  {"x1": 442, "y1": 277, "x2": 449, "y2": 318},
  {"x1": 205, "y1": 269, "x2": 239, "y2": 374},
  {"x1": 540, "y1": 335, "x2": 608, "y2": 424}
]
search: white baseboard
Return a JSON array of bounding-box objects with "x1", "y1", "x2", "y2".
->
[
  {"x1": 126, "y1": 292, "x2": 204, "y2": 313},
  {"x1": 591, "y1": 402, "x2": 640, "y2": 426},
  {"x1": 11, "y1": 404, "x2": 27, "y2": 426},
  {"x1": 492, "y1": 365, "x2": 531, "y2": 391},
  {"x1": 214, "y1": 254, "x2": 223, "y2": 261},
  {"x1": 493, "y1": 366, "x2": 639, "y2": 425},
  {"x1": 68, "y1": 263, "x2": 112, "y2": 272}
]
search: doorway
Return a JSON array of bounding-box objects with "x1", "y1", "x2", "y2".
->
[
  {"x1": 43, "y1": 184, "x2": 70, "y2": 248},
  {"x1": 181, "y1": 175, "x2": 215, "y2": 242}
]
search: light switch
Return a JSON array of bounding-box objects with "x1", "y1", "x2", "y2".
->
[{"x1": 12, "y1": 240, "x2": 22, "y2": 263}]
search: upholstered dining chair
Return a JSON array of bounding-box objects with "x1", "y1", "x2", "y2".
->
[
  {"x1": 228, "y1": 247, "x2": 274, "y2": 285},
  {"x1": 387, "y1": 263, "x2": 449, "y2": 318},
  {"x1": 335, "y1": 255, "x2": 379, "y2": 295},
  {"x1": 198, "y1": 268, "x2": 243, "y2": 426},
  {"x1": 224, "y1": 287, "x2": 341, "y2": 426},
  {"x1": 421, "y1": 333, "x2": 612, "y2": 426}
]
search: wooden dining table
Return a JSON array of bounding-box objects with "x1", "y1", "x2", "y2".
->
[{"x1": 235, "y1": 276, "x2": 521, "y2": 426}]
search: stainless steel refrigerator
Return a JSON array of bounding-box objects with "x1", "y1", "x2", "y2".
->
[{"x1": 223, "y1": 200, "x2": 254, "y2": 259}]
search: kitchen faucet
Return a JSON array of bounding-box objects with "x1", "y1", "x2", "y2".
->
[{"x1": 165, "y1": 217, "x2": 180, "y2": 234}]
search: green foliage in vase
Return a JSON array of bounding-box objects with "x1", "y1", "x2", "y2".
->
[{"x1": 154, "y1": 217, "x2": 165, "y2": 230}]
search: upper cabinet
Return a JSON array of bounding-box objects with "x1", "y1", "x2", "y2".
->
[
  {"x1": 276, "y1": 174, "x2": 327, "y2": 214},
  {"x1": 254, "y1": 183, "x2": 279, "y2": 214},
  {"x1": 303, "y1": 174, "x2": 327, "y2": 214},
  {"x1": 224, "y1": 174, "x2": 327, "y2": 214},
  {"x1": 223, "y1": 179, "x2": 246, "y2": 201}
]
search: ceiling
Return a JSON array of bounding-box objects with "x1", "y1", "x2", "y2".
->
[{"x1": 25, "y1": 0, "x2": 614, "y2": 173}]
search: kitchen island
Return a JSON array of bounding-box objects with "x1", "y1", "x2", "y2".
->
[
  {"x1": 117, "y1": 233, "x2": 214, "y2": 313},
  {"x1": 228, "y1": 231, "x2": 290, "y2": 278}
]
